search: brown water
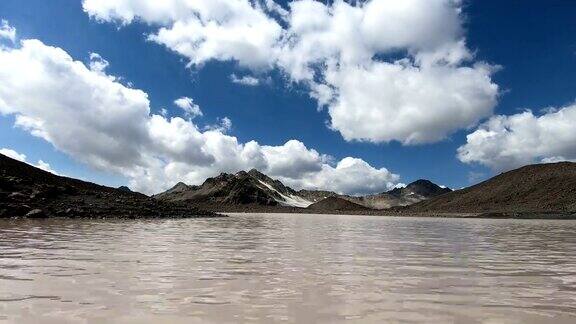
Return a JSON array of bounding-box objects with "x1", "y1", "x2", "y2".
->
[{"x1": 0, "y1": 213, "x2": 575, "y2": 323}]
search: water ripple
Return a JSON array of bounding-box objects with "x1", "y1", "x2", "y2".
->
[{"x1": 0, "y1": 214, "x2": 575, "y2": 323}]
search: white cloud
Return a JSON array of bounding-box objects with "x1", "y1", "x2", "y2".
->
[
  {"x1": 261, "y1": 140, "x2": 325, "y2": 179},
  {"x1": 84, "y1": 0, "x2": 284, "y2": 69},
  {"x1": 0, "y1": 147, "x2": 58, "y2": 174},
  {"x1": 279, "y1": 0, "x2": 499, "y2": 144},
  {"x1": 0, "y1": 148, "x2": 26, "y2": 161},
  {"x1": 323, "y1": 61, "x2": 498, "y2": 144},
  {"x1": 174, "y1": 96, "x2": 203, "y2": 118},
  {"x1": 230, "y1": 74, "x2": 259, "y2": 86},
  {"x1": 540, "y1": 156, "x2": 576, "y2": 164},
  {"x1": 204, "y1": 117, "x2": 233, "y2": 133},
  {"x1": 88, "y1": 52, "x2": 109, "y2": 73},
  {"x1": 280, "y1": 157, "x2": 400, "y2": 196},
  {"x1": 83, "y1": 0, "x2": 500, "y2": 145},
  {"x1": 0, "y1": 20, "x2": 16, "y2": 43},
  {"x1": 35, "y1": 160, "x2": 58, "y2": 174},
  {"x1": 0, "y1": 39, "x2": 153, "y2": 172},
  {"x1": 0, "y1": 37, "x2": 400, "y2": 195},
  {"x1": 458, "y1": 104, "x2": 576, "y2": 171}
]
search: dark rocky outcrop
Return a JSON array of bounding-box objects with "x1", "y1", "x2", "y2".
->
[
  {"x1": 117, "y1": 186, "x2": 133, "y2": 193},
  {"x1": 388, "y1": 179, "x2": 451, "y2": 199},
  {"x1": 0, "y1": 153, "x2": 218, "y2": 219}
]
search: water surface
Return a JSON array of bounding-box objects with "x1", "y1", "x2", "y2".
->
[{"x1": 1, "y1": 213, "x2": 575, "y2": 323}]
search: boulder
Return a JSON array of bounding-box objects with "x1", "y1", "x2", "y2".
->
[{"x1": 25, "y1": 209, "x2": 48, "y2": 219}]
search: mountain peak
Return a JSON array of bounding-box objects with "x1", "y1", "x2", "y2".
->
[
  {"x1": 388, "y1": 179, "x2": 451, "y2": 199},
  {"x1": 152, "y1": 181, "x2": 193, "y2": 199},
  {"x1": 409, "y1": 179, "x2": 435, "y2": 186},
  {"x1": 117, "y1": 186, "x2": 132, "y2": 192},
  {"x1": 172, "y1": 182, "x2": 190, "y2": 190},
  {"x1": 247, "y1": 168, "x2": 265, "y2": 177}
]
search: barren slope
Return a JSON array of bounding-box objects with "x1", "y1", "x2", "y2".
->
[{"x1": 408, "y1": 162, "x2": 576, "y2": 213}]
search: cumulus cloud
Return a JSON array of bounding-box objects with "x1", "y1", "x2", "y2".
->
[
  {"x1": 84, "y1": 0, "x2": 284, "y2": 69},
  {"x1": 280, "y1": 157, "x2": 400, "y2": 196},
  {"x1": 230, "y1": 74, "x2": 260, "y2": 86},
  {"x1": 174, "y1": 96, "x2": 203, "y2": 118},
  {"x1": 0, "y1": 37, "x2": 400, "y2": 194},
  {"x1": 324, "y1": 61, "x2": 498, "y2": 144},
  {"x1": 0, "y1": 147, "x2": 58, "y2": 174},
  {"x1": 83, "y1": 0, "x2": 499, "y2": 145},
  {"x1": 458, "y1": 104, "x2": 576, "y2": 171},
  {"x1": 261, "y1": 140, "x2": 325, "y2": 179},
  {"x1": 0, "y1": 20, "x2": 16, "y2": 43},
  {"x1": 0, "y1": 39, "x2": 154, "y2": 172}
]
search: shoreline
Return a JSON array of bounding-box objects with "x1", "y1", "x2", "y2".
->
[{"x1": 217, "y1": 209, "x2": 576, "y2": 220}]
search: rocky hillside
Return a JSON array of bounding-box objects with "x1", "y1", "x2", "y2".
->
[
  {"x1": 154, "y1": 169, "x2": 314, "y2": 208},
  {"x1": 0, "y1": 153, "x2": 216, "y2": 219},
  {"x1": 307, "y1": 196, "x2": 368, "y2": 212},
  {"x1": 298, "y1": 189, "x2": 338, "y2": 203},
  {"x1": 301, "y1": 179, "x2": 451, "y2": 210},
  {"x1": 407, "y1": 162, "x2": 576, "y2": 213}
]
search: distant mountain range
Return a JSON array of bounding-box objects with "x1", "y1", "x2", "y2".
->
[
  {"x1": 154, "y1": 169, "x2": 452, "y2": 211},
  {"x1": 2, "y1": 151, "x2": 575, "y2": 218}
]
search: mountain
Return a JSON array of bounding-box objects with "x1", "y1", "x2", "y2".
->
[
  {"x1": 154, "y1": 169, "x2": 313, "y2": 208},
  {"x1": 153, "y1": 182, "x2": 198, "y2": 200},
  {"x1": 301, "y1": 179, "x2": 452, "y2": 210},
  {"x1": 388, "y1": 179, "x2": 452, "y2": 200},
  {"x1": 407, "y1": 162, "x2": 576, "y2": 213},
  {"x1": 307, "y1": 196, "x2": 369, "y2": 212},
  {"x1": 298, "y1": 189, "x2": 338, "y2": 203},
  {"x1": 0, "y1": 153, "x2": 216, "y2": 219},
  {"x1": 5, "y1": 150, "x2": 574, "y2": 217},
  {"x1": 156, "y1": 169, "x2": 450, "y2": 211}
]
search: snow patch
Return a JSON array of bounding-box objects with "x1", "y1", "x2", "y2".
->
[{"x1": 257, "y1": 180, "x2": 313, "y2": 208}]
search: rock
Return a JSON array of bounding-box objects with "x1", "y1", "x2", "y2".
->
[
  {"x1": 1, "y1": 204, "x2": 32, "y2": 217},
  {"x1": 30, "y1": 189, "x2": 41, "y2": 199},
  {"x1": 25, "y1": 209, "x2": 47, "y2": 219},
  {"x1": 41, "y1": 186, "x2": 63, "y2": 199},
  {"x1": 8, "y1": 192, "x2": 27, "y2": 200}
]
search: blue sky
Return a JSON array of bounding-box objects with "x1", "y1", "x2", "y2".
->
[{"x1": 0, "y1": 0, "x2": 575, "y2": 194}]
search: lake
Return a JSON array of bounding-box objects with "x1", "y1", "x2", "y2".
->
[{"x1": 1, "y1": 213, "x2": 575, "y2": 323}]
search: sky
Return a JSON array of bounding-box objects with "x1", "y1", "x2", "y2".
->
[{"x1": 0, "y1": 0, "x2": 575, "y2": 195}]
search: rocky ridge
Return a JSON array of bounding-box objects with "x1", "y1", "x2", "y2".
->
[
  {"x1": 154, "y1": 169, "x2": 314, "y2": 208},
  {"x1": 0, "y1": 153, "x2": 217, "y2": 219},
  {"x1": 156, "y1": 169, "x2": 451, "y2": 212}
]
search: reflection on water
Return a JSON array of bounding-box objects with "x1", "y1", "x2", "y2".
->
[{"x1": 0, "y1": 213, "x2": 575, "y2": 323}]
